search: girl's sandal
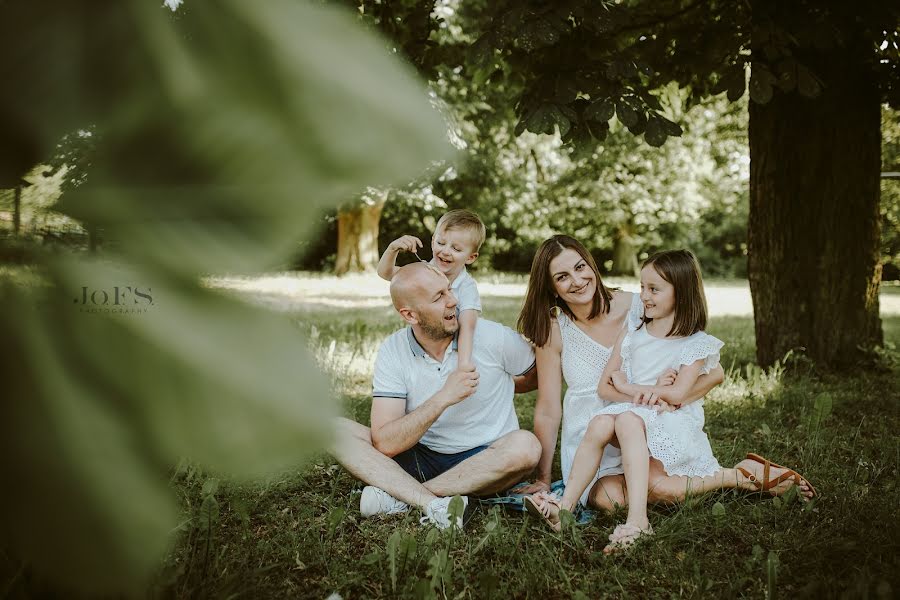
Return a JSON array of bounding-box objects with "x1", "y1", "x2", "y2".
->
[
  {"x1": 603, "y1": 523, "x2": 654, "y2": 555},
  {"x1": 738, "y1": 453, "x2": 817, "y2": 499},
  {"x1": 523, "y1": 491, "x2": 563, "y2": 532}
]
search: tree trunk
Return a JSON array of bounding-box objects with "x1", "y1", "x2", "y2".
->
[
  {"x1": 610, "y1": 224, "x2": 639, "y2": 276},
  {"x1": 13, "y1": 186, "x2": 21, "y2": 235},
  {"x1": 334, "y1": 191, "x2": 388, "y2": 275},
  {"x1": 748, "y1": 15, "x2": 882, "y2": 368}
]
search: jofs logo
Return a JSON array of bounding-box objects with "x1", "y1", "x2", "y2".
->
[{"x1": 74, "y1": 286, "x2": 154, "y2": 314}]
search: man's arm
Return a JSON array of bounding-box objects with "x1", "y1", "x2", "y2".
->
[
  {"x1": 513, "y1": 363, "x2": 538, "y2": 393},
  {"x1": 370, "y1": 366, "x2": 478, "y2": 457}
]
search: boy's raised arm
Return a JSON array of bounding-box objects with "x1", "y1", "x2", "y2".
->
[{"x1": 377, "y1": 235, "x2": 423, "y2": 281}]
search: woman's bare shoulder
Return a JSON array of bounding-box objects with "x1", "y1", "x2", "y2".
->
[{"x1": 610, "y1": 289, "x2": 636, "y2": 314}]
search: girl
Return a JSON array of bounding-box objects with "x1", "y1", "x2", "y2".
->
[{"x1": 525, "y1": 249, "x2": 816, "y2": 553}]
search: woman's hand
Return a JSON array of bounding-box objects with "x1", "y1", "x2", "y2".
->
[
  {"x1": 510, "y1": 480, "x2": 551, "y2": 495},
  {"x1": 655, "y1": 368, "x2": 677, "y2": 387}
]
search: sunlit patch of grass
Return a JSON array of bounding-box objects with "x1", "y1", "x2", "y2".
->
[{"x1": 0, "y1": 264, "x2": 48, "y2": 288}]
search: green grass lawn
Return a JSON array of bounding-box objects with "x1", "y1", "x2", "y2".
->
[{"x1": 156, "y1": 293, "x2": 900, "y2": 599}]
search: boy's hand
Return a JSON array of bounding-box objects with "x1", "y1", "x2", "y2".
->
[
  {"x1": 441, "y1": 364, "x2": 479, "y2": 406},
  {"x1": 388, "y1": 235, "x2": 423, "y2": 255}
]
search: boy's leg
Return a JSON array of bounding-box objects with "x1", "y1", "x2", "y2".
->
[
  {"x1": 422, "y1": 430, "x2": 542, "y2": 498},
  {"x1": 330, "y1": 417, "x2": 438, "y2": 510}
]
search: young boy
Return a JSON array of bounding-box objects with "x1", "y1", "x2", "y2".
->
[{"x1": 376, "y1": 209, "x2": 485, "y2": 370}]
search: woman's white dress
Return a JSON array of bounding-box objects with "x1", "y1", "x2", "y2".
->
[
  {"x1": 557, "y1": 293, "x2": 643, "y2": 505},
  {"x1": 593, "y1": 326, "x2": 724, "y2": 477}
]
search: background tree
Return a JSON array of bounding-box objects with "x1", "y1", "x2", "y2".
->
[{"x1": 461, "y1": 0, "x2": 899, "y2": 367}]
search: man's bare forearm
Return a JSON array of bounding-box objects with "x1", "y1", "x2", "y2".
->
[{"x1": 371, "y1": 392, "x2": 449, "y2": 456}]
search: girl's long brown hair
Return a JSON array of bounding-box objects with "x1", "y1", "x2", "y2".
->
[
  {"x1": 517, "y1": 235, "x2": 613, "y2": 347},
  {"x1": 641, "y1": 249, "x2": 707, "y2": 337}
]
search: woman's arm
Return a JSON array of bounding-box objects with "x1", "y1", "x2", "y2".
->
[{"x1": 525, "y1": 322, "x2": 564, "y2": 492}]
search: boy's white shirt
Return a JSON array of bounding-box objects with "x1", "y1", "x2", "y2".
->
[{"x1": 447, "y1": 267, "x2": 481, "y2": 313}]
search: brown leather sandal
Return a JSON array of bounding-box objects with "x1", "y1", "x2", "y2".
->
[{"x1": 738, "y1": 452, "x2": 817, "y2": 499}]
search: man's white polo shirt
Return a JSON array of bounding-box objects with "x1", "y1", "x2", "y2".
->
[{"x1": 372, "y1": 319, "x2": 535, "y2": 454}]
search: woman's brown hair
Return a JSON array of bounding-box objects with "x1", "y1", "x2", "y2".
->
[
  {"x1": 641, "y1": 249, "x2": 707, "y2": 337},
  {"x1": 517, "y1": 235, "x2": 613, "y2": 347}
]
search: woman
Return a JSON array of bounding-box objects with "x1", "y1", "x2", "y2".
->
[{"x1": 515, "y1": 235, "x2": 814, "y2": 514}]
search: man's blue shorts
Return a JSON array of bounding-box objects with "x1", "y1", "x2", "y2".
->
[{"x1": 393, "y1": 442, "x2": 489, "y2": 483}]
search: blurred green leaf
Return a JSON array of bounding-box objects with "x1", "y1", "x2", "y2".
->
[
  {"x1": 711, "y1": 501, "x2": 726, "y2": 517},
  {"x1": 0, "y1": 0, "x2": 453, "y2": 595}
]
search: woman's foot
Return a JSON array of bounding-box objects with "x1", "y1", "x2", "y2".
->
[
  {"x1": 735, "y1": 456, "x2": 816, "y2": 500},
  {"x1": 603, "y1": 521, "x2": 653, "y2": 555},
  {"x1": 523, "y1": 491, "x2": 563, "y2": 532}
]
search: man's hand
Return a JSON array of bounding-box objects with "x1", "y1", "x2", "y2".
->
[
  {"x1": 388, "y1": 235, "x2": 423, "y2": 255},
  {"x1": 510, "y1": 480, "x2": 550, "y2": 495},
  {"x1": 442, "y1": 364, "x2": 479, "y2": 406},
  {"x1": 655, "y1": 368, "x2": 677, "y2": 387}
]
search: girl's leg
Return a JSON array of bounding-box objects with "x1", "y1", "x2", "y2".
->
[
  {"x1": 558, "y1": 415, "x2": 617, "y2": 511},
  {"x1": 614, "y1": 412, "x2": 651, "y2": 530}
]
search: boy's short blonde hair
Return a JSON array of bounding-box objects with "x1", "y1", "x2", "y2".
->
[{"x1": 435, "y1": 209, "x2": 486, "y2": 252}]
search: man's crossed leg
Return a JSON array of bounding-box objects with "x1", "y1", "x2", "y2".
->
[{"x1": 331, "y1": 417, "x2": 541, "y2": 527}]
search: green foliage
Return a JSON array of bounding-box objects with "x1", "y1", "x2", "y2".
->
[{"x1": 0, "y1": 0, "x2": 452, "y2": 594}]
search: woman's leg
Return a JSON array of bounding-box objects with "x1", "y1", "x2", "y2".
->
[
  {"x1": 615, "y1": 412, "x2": 651, "y2": 531},
  {"x1": 586, "y1": 474, "x2": 627, "y2": 512},
  {"x1": 647, "y1": 458, "x2": 815, "y2": 503}
]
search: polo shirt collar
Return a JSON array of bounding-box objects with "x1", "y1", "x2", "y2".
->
[{"x1": 406, "y1": 326, "x2": 458, "y2": 358}]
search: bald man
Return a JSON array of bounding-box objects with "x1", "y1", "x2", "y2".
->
[{"x1": 331, "y1": 263, "x2": 541, "y2": 530}]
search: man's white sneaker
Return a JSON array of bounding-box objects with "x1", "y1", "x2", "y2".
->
[
  {"x1": 420, "y1": 495, "x2": 468, "y2": 530},
  {"x1": 360, "y1": 486, "x2": 409, "y2": 517}
]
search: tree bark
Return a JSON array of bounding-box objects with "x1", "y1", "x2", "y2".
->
[
  {"x1": 13, "y1": 186, "x2": 21, "y2": 235},
  {"x1": 334, "y1": 191, "x2": 388, "y2": 275},
  {"x1": 610, "y1": 223, "x2": 639, "y2": 276},
  {"x1": 748, "y1": 16, "x2": 882, "y2": 367}
]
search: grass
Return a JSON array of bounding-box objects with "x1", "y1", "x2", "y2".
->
[{"x1": 155, "y1": 285, "x2": 900, "y2": 599}]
